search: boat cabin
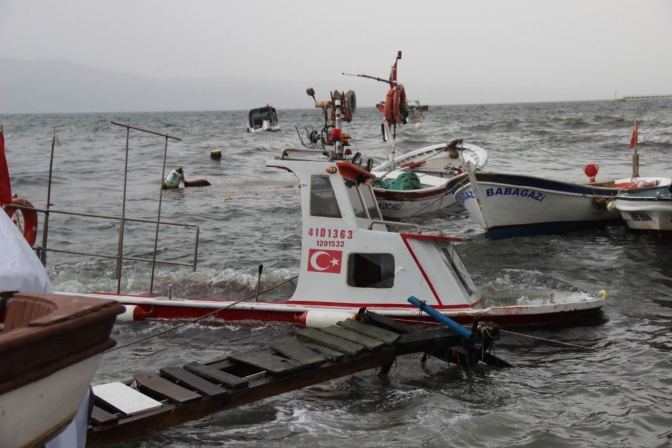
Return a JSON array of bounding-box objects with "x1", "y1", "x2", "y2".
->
[
  {"x1": 247, "y1": 106, "x2": 280, "y2": 133},
  {"x1": 267, "y1": 148, "x2": 481, "y2": 316}
]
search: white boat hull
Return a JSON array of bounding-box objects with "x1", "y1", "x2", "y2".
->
[
  {"x1": 372, "y1": 143, "x2": 487, "y2": 219},
  {"x1": 0, "y1": 354, "x2": 102, "y2": 448},
  {"x1": 454, "y1": 172, "x2": 639, "y2": 238},
  {"x1": 615, "y1": 187, "x2": 672, "y2": 232}
]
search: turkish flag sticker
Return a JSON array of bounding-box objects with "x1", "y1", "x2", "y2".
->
[{"x1": 307, "y1": 249, "x2": 343, "y2": 274}]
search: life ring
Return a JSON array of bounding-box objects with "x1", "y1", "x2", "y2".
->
[
  {"x1": 384, "y1": 84, "x2": 407, "y2": 125},
  {"x1": 5, "y1": 197, "x2": 38, "y2": 247}
]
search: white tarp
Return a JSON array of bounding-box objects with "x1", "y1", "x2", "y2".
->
[{"x1": 0, "y1": 209, "x2": 53, "y2": 293}]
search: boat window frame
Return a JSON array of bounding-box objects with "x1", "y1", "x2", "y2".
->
[
  {"x1": 309, "y1": 175, "x2": 342, "y2": 219},
  {"x1": 344, "y1": 178, "x2": 370, "y2": 220},
  {"x1": 440, "y1": 245, "x2": 474, "y2": 296},
  {"x1": 346, "y1": 253, "x2": 395, "y2": 289}
]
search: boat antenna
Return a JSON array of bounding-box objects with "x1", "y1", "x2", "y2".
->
[{"x1": 342, "y1": 50, "x2": 402, "y2": 89}]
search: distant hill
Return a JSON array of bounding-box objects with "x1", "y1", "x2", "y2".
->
[{"x1": 0, "y1": 58, "x2": 380, "y2": 114}]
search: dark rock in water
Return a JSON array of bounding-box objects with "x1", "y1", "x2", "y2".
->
[
  {"x1": 184, "y1": 179, "x2": 211, "y2": 188},
  {"x1": 210, "y1": 149, "x2": 222, "y2": 159}
]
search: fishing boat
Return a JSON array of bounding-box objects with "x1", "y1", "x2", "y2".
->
[
  {"x1": 37, "y1": 89, "x2": 605, "y2": 328},
  {"x1": 0, "y1": 199, "x2": 124, "y2": 447},
  {"x1": 612, "y1": 184, "x2": 672, "y2": 234},
  {"x1": 454, "y1": 167, "x2": 671, "y2": 239},
  {"x1": 350, "y1": 52, "x2": 489, "y2": 220},
  {"x1": 246, "y1": 105, "x2": 280, "y2": 133},
  {"x1": 408, "y1": 100, "x2": 429, "y2": 113},
  {"x1": 371, "y1": 139, "x2": 489, "y2": 220}
]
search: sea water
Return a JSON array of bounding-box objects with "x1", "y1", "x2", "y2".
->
[{"x1": 2, "y1": 99, "x2": 672, "y2": 447}]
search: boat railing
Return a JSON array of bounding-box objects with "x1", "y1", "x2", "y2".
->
[
  {"x1": 280, "y1": 147, "x2": 334, "y2": 160},
  {"x1": 367, "y1": 219, "x2": 443, "y2": 235},
  {"x1": 6, "y1": 122, "x2": 199, "y2": 296},
  {"x1": 3, "y1": 203, "x2": 200, "y2": 281}
]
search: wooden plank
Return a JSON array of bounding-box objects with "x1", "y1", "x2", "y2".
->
[
  {"x1": 321, "y1": 325, "x2": 385, "y2": 351},
  {"x1": 363, "y1": 310, "x2": 415, "y2": 334},
  {"x1": 207, "y1": 359, "x2": 235, "y2": 370},
  {"x1": 300, "y1": 342, "x2": 346, "y2": 362},
  {"x1": 229, "y1": 349, "x2": 304, "y2": 376},
  {"x1": 270, "y1": 337, "x2": 327, "y2": 368},
  {"x1": 92, "y1": 382, "x2": 163, "y2": 416},
  {"x1": 134, "y1": 373, "x2": 202, "y2": 405},
  {"x1": 337, "y1": 319, "x2": 401, "y2": 345},
  {"x1": 183, "y1": 362, "x2": 249, "y2": 390},
  {"x1": 90, "y1": 406, "x2": 118, "y2": 426},
  {"x1": 296, "y1": 327, "x2": 364, "y2": 356},
  {"x1": 159, "y1": 366, "x2": 229, "y2": 398},
  {"x1": 86, "y1": 347, "x2": 397, "y2": 447}
]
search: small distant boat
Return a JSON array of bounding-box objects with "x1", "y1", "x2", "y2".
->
[
  {"x1": 376, "y1": 99, "x2": 428, "y2": 117},
  {"x1": 612, "y1": 91, "x2": 626, "y2": 103},
  {"x1": 407, "y1": 100, "x2": 428, "y2": 113},
  {"x1": 247, "y1": 105, "x2": 280, "y2": 133},
  {"x1": 613, "y1": 183, "x2": 672, "y2": 234}
]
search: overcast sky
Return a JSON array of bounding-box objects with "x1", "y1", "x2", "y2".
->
[{"x1": 1, "y1": 0, "x2": 671, "y2": 105}]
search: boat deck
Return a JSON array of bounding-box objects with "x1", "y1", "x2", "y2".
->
[{"x1": 86, "y1": 311, "x2": 477, "y2": 446}]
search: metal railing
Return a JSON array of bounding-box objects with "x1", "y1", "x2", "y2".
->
[
  {"x1": 7, "y1": 122, "x2": 200, "y2": 295},
  {"x1": 367, "y1": 219, "x2": 443, "y2": 235}
]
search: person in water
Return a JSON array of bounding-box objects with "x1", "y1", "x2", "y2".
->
[{"x1": 162, "y1": 167, "x2": 184, "y2": 189}]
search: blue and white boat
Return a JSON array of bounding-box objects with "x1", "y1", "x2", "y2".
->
[
  {"x1": 454, "y1": 168, "x2": 671, "y2": 239},
  {"x1": 613, "y1": 183, "x2": 672, "y2": 234}
]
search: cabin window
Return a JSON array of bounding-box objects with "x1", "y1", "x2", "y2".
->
[
  {"x1": 344, "y1": 179, "x2": 369, "y2": 219},
  {"x1": 347, "y1": 253, "x2": 395, "y2": 288},
  {"x1": 310, "y1": 175, "x2": 342, "y2": 218},
  {"x1": 440, "y1": 247, "x2": 474, "y2": 295}
]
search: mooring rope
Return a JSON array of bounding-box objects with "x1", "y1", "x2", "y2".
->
[
  {"x1": 398, "y1": 317, "x2": 597, "y2": 351},
  {"x1": 106, "y1": 274, "x2": 299, "y2": 353},
  {"x1": 500, "y1": 329, "x2": 597, "y2": 350}
]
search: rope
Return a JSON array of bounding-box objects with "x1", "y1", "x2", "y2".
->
[
  {"x1": 500, "y1": 329, "x2": 597, "y2": 350},
  {"x1": 394, "y1": 317, "x2": 597, "y2": 351},
  {"x1": 106, "y1": 275, "x2": 299, "y2": 353}
]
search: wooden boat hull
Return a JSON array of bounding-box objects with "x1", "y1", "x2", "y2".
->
[
  {"x1": 0, "y1": 292, "x2": 123, "y2": 447},
  {"x1": 0, "y1": 355, "x2": 102, "y2": 448}
]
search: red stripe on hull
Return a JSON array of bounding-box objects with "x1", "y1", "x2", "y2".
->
[{"x1": 134, "y1": 303, "x2": 602, "y2": 327}]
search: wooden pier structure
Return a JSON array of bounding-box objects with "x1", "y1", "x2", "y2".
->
[
  {"x1": 618, "y1": 94, "x2": 672, "y2": 101},
  {"x1": 86, "y1": 310, "x2": 507, "y2": 446}
]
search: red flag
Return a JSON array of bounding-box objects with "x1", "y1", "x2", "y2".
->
[
  {"x1": 629, "y1": 120, "x2": 638, "y2": 150},
  {"x1": 307, "y1": 249, "x2": 342, "y2": 274},
  {"x1": 0, "y1": 129, "x2": 12, "y2": 207}
]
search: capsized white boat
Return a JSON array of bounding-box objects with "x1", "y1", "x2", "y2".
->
[
  {"x1": 455, "y1": 166, "x2": 672, "y2": 239},
  {"x1": 613, "y1": 183, "x2": 672, "y2": 233},
  {"x1": 61, "y1": 89, "x2": 606, "y2": 327},
  {"x1": 371, "y1": 140, "x2": 489, "y2": 220},
  {"x1": 247, "y1": 105, "x2": 280, "y2": 133}
]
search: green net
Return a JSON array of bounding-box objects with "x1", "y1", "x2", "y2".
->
[{"x1": 372, "y1": 171, "x2": 422, "y2": 190}]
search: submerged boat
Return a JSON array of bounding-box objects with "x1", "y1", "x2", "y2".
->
[
  {"x1": 43, "y1": 89, "x2": 605, "y2": 327},
  {"x1": 613, "y1": 184, "x2": 672, "y2": 234},
  {"x1": 454, "y1": 168, "x2": 671, "y2": 239},
  {"x1": 247, "y1": 105, "x2": 280, "y2": 133},
  {"x1": 371, "y1": 140, "x2": 489, "y2": 220}
]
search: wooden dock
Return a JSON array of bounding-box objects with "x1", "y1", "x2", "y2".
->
[{"x1": 86, "y1": 311, "x2": 506, "y2": 446}]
